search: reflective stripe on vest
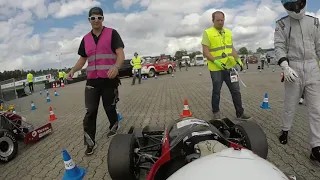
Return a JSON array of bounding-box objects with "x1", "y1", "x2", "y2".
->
[
  {"x1": 84, "y1": 27, "x2": 117, "y2": 79},
  {"x1": 205, "y1": 27, "x2": 236, "y2": 71},
  {"x1": 132, "y1": 56, "x2": 142, "y2": 69}
]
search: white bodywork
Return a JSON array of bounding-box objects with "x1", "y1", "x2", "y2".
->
[
  {"x1": 181, "y1": 56, "x2": 190, "y2": 66},
  {"x1": 195, "y1": 55, "x2": 205, "y2": 66},
  {"x1": 167, "y1": 148, "x2": 291, "y2": 180}
]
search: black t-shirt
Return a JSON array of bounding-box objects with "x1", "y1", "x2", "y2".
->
[{"x1": 78, "y1": 27, "x2": 125, "y2": 88}]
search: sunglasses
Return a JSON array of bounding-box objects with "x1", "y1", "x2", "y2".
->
[{"x1": 89, "y1": 16, "x2": 103, "y2": 21}]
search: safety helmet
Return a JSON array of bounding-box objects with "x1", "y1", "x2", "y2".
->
[
  {"x1": 281, "y1": 0, "x2": 306, "y2": 19},
  {"x1": 167, "y1": 148, "x2": 295, "y2": 180}
]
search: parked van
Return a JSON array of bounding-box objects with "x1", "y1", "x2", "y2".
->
[{"x1": 195, "y1": 55, "x2": 205, "y2": 66}]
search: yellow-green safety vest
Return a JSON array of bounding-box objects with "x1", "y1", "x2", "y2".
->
[
  {"x1": 63, "y1": 72, "x2": 67, "y2": 78},
  {"x1": 27, "y1": 73, "x2": 33, "y2": 83},
  {"x1": 205, "y1": 27, "x2": 237, "y2": 71},
  {"x1": 132, "y1": 56, "x2": 142, "y2": 69},
  {"x1": 58, "y1": 72, "x2": 64, "y2": 78}
]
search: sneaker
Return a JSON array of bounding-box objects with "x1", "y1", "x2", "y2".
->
[
  {"x1": 85, "y1": 143, "x2": 97, "y2": 156},
  {"x1": 279, "y1": 130, "x2": 288, "y2": 145},
  {"x1": 299, "y1": 98, "x2": 304, "y2": 105},
  {"x1": 107, "y1": 125, "x2": 119, "y2": 138},
  {"x1": 212, "y1": 112, "x2": 222, "y2": 120},
  {"x1": 237, "y1": 113, "x2": 252, "y2": 120},
  {"x1": 310, "y1": 146, "x2": 320, "y2": 163}
]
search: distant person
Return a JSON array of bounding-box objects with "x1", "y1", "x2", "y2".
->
[
  {"x1": 260, "y1": 55, "x2": 266, "y2": 69},
  {"x1": 266, "y1": 55, "x2": 271, "y2": 68},
  {"x1": 27, "y1": 73, "x2": 34, "y2": 93},
  {"x1": 130, "y1": 52, "x2": 145, "y2": 85},
  {"x1": 68, "y1": 7, "x2": 125, "y2": 156},
  {"x1": 245, "y1": 56, "x2": 249, "y2": 69}
]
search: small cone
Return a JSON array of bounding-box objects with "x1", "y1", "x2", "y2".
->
[
  {"x1": 47, "y1": 96, "x2": 51, "y2": 103},
  {"x1": 40, "y1": 90, "x2": 42, "y2": 95},
  {"x1": 272, "y1": 68, "x2": 275, "y2": 72},
  {"x1": 260, "y1": 93, "x2": 271, "y2": 109},
  {"x1": 61, "y1": 80, "x2": 65, "y2": 88},
  {"x1": 62, "y1": 150, "x2": 86, "y2": 180},
  {"x1": 49, "y1": 107, "x2": 56, "y2": 121},
  {"x1": 243, "y1": 70, "x2": 246, "y2": 73},
  {"x1": 31, "y1": 101, "x2": 36, "y2": 110},
  {"x1": 155, "y1": 75, "x2": 157, "y2": 79},
  {"x1": 54, "y1": 90, "x2": 59, "y2": 96},
  {"x1": 46, "y1": 90, "x2": 49, "y2": 96},
  {"x1": 180, "y1": 99, "x2": 192, "y2": 117},
  {"x1": 53, "y1": 83, "x2": 56, "y2": 88},
  {"x1": 199, "y1": 72, "x2": 202, "y2": 76},
  {"x1": 172, "y1": 74, "x2": 174, "y2": 77}
]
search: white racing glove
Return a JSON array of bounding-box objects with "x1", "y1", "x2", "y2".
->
[{"x1": 280, "y1": 61, "x2": 298, "y2": 83}]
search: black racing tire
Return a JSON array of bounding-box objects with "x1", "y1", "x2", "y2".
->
[
  {"x1": 108, "y1": 134, "x2": 139, "y2": 180},
  {"x1": 0, "y1": 129, "x2": 18, "y2": 163},
  {"x1": 233, "y1": 121, "x2": 268, "y2": 159},
  {"x1": 167, "y1": 67, "x2": 173, "y2": 74}
]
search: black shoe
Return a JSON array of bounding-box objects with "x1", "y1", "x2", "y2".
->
[
  {"x1": 310, "y1": 147, "x2": 320, "y2": 163},
  {"x1": 107, "y1": 125, "x2": 119, "y2": 138},
  {"x1": 85, "y1": 143, "x2": 97, "y2": 155},
  {"x1": 279, "y1": 131, "x2": 288, "y2": 144}
]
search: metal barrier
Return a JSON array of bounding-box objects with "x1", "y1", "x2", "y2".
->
[{"x1": 0, "y1": 78, "x2": 19, "y2": 101}]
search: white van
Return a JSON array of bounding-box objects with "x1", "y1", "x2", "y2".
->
[
  {"x1": 181, "y1": 56, "x2": 191, "y2": 67},
  {"x1": 195, "y1": 55, "x2": 205, "y2": 66}
]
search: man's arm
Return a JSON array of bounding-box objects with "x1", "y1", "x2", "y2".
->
[
  {"x1": 274, "y1": 21, "x2": 288, "y2": 66},
  {"x1": 232, "y1": 46, "x2": 239, "y2": 59},
  {"x1": 72, "y1": 57, "x2": 87, "y2": 73},
  {"x1": 201, "y1": 31, "x2": 214, "y2": 61},
  {"x1": 72, "y1": 38, "x2": 88, "y2": 73},
  {"x1": 111, "y1": 29, "x2": 125, "y2": 68}
]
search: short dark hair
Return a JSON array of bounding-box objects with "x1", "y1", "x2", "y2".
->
[
  {"x1": 88, "y1": 7, "x2": 103, "y2": 17},
  {"x1": 212, "y1": 11, "x2": 225, "y2": 21}
]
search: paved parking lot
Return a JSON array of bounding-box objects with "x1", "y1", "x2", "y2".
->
[{"x1": 0, "y1": 64, "x2": 319, "y2": 180}]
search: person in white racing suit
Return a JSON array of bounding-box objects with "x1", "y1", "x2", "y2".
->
[{"x1": 274, "y1": 0, "x2": 320, "y2": 162}]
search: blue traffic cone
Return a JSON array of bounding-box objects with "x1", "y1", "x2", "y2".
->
[
  {"x1": 62, "y1": 150, "x2": 86, "y2": 180},
  {"x1": 155, "y1": 75, "x2": 157, "y2": 79},
  {"x1": 46, "y1": 90, "x2": 49, "y2": 96},
  {"x1": 54, "y1": 90, "x2": 59, "y2": 96},
  {"x1": 260, "y1": 93, "x2": 271, "y2": 109},
  {"x1": 46, "y1": 96, "x2": 51, "y2": 103},
  {"x1": 40, "y1": 90, "x2": 42, "y2": 95},
  {"x1": 117, "y1": 109, "x2": 122, "y2": 121},
  {"x1": 31, "y1": 101, "x2": 36, "y2": 110}
]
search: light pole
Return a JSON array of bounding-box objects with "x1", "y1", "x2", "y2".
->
[{"x1": 56, "y1": 53, "x2": 62, "y2": 69}]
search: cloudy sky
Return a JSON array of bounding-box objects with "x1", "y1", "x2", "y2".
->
[{"x1": 0, "y1": 0, "x2": 319, "y2": 71}]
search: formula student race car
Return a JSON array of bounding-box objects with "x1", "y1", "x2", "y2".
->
[
  {"x1": 0, "y1": 111, "x2": 53, "y2": 163},
  {"x1": 107, "y1": 112, "x2": 270, "y2": 179},
  {"x1": 108, "y1": 116, "x2": 298, "y2": 180}
]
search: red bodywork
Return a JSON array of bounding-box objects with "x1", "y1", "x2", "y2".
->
[
  {"x1": 146, "y1": 128, "x2": 245, "y2": 180},
  {"x1": 0, "y1": 111, "x2": 53, "y2": 144},
  {"x1": 24, "y1": 123, "x2": 53, "y2": 144}
]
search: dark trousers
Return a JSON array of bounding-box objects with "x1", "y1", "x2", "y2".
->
[
  {"x1": 132, "y1": 69, "x2": 142, "y2": 85},
  {"x1": 83, "y1": 85, "x2": 119, "y2": 145},
  {"x1": 261, "y1": 61, "x2": 265, "y2": 69},
  {"x1": 210, "y1": 70, "x2": 244, "y2": 117},
  {"x1": 28, "y1": 82, "x2": 34, "y2": 92},
  {"x1": 246, "y1": 62, "x2": 249, "y2": 69}
]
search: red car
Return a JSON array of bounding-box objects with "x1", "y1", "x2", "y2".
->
[{"x1": 132, "y1": 57, "x2": 176, "y2": 77}]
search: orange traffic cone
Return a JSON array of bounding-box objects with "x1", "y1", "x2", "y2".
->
[
  {"x1": 53, "y1": 83, "x2": 56, "y2": 88},
  {"x1": 49, "y1": 107, "x2": 56, "y2": 121},
  {"x1": 61, "y1": 80, "x2": 65, "y2": 88},
  {"x1": 180, "y1": 99, "x2": 192, "y2": 118}
]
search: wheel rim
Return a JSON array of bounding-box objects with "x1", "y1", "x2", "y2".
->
[
  {"x1": 149, "y1": 70, "x2": 154, "y2": 77},
  {"x1": 0, "y1": 137, "x2": 14, "y2": 157},
  {"x1": 233, "y1": 127, "x2": 248, "y2": 148}
]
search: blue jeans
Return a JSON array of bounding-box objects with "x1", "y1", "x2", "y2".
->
[{"x1": 210, "y1": 70, "x2": 244, "y2": 117}]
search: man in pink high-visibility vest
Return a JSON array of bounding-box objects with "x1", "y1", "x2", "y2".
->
[{"x1": 69, "y1": 7, "x2": 125, "y2": 156}]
